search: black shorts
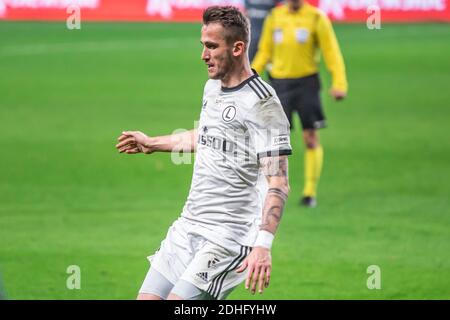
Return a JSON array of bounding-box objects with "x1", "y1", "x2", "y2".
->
[{"x1": 270, "y1": 74, "x2": 326, "y2": 130}]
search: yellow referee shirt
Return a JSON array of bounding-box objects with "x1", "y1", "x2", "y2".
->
[{"x1": 252, "y1": 2, "x2": 348, "y2": 93}]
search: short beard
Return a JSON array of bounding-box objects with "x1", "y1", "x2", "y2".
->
[{"x1": 212, "y1": 50, "x2": 234, "y2": 81}]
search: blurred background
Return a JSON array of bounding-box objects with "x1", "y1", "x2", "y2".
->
[{"x1": 0, "y1": 0, "x2": 449, "y2": 299}]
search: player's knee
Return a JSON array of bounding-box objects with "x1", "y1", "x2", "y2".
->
[
  {"x1": 136, "y1": 293, "x2": 163, "y2": 300},
  {"x1": 307, "y1": 142, "x2": 319, "y2": 149},
  {"x1": 167, "y1": 293, "x2": 184, "y2": 300},
  {"x1": 303, "y1": 132, "x2": 319, "y2": 149}
]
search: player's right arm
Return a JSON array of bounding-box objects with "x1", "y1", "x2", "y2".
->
[
  {"x1": 236, "y1": 155, "x2": 290, "y2": 295},
  {"x1": 115, "y1": 129, "x2": 198, "y2": 154}
]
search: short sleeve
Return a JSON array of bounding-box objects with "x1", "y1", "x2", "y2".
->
[{"x1": 244, "y1": 98, "x2": 292, "y2": 159}]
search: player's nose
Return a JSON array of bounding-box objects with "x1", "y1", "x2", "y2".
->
[{"x1": 201, "y1": 48, "x2": 210, "y2": 61}]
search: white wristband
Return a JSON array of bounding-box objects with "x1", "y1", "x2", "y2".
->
[{"x1": 254, "y1": 230, "x2": 274, "y2": 250}]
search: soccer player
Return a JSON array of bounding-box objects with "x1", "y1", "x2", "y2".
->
[
  {"x1": 252, "y1": 0, "x2": 348, "y2": 207},
  {"x1": 115, "y1": 6, "x2": 292, "y2": 300}
]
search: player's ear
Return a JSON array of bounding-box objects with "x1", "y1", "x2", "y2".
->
[{"x1": 232, "y1": 41, "x2": 245, "y2": 57}]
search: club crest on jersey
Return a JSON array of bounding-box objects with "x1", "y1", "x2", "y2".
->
[{"x1": 222, "y1": 106, "x2": 236, "y2": 123}]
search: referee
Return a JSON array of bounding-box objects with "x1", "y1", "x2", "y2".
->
[{"x1": 252, "y1": 0, "x2": 348, "y2": 207}]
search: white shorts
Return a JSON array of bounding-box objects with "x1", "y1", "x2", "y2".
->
[{"x1": 139, "y1": 217, "x2": 251, "y2": 300}]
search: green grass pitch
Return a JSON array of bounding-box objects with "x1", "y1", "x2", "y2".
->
[{"x1": 0, "y1": 22, "x2": 449, "y2": 299}]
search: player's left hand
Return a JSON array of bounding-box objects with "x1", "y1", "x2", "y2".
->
[
  {"x1": 236, "y1": 247, "x2": 272, "y2": 295},
  {"x1": 330, "y1": 89, "x2": 347, "y2": 101}
]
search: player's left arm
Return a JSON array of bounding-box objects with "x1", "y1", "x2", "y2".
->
[{"x1": 237, "y1": 155, "x2": 289, "y2": 294}]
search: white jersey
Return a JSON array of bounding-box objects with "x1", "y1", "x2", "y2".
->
[{"x1": 181, "y1": 72, "x2": 292, "y2": 247}]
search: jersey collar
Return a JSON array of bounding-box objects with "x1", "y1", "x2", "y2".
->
[{"x1": 221, "y1": 69, "x2": 259, "y2": 93}]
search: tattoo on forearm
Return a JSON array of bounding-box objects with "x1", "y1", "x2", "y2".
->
[
  {"x1": 259, "y1": 156, "x2": 290, "y2": 233},
  {"x1": 268, "y1": 188, "x2": 288, "y2": 201},
  {"x1": 260, "y1": 205, "x2": 284, "y2": 231},
  {"x1": 260, "y1": 156, "x2": 288, "y2": 177}
]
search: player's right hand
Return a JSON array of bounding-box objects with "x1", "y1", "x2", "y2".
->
[
  {"x1": 116, "y1": 131, "x2": 153, "y2": 154},
  {"x1": 236, "y1": 247, "x2": 272, "y2": 295}
]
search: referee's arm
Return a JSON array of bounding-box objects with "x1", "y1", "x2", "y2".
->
[
  {"x1": 316, "y1": 13, "x2": 348, "y2": 96},
  {"x1": 251, "y1": 13, "x2": 274, "y2": 74}
]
